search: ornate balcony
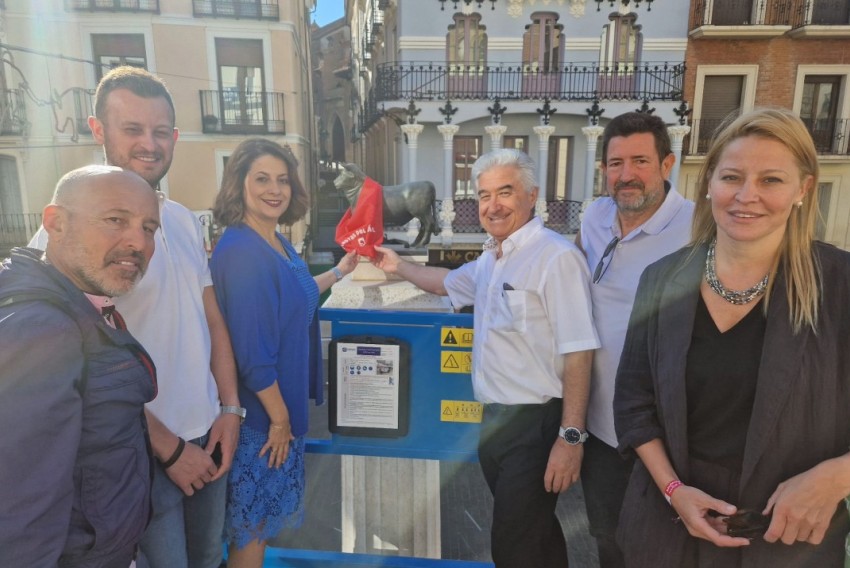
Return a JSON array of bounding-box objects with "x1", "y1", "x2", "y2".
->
[
  {"x1": 366, "y1": 60, "x2": 684, "y2": 128},
  {"x1": 192, "y1": 0, "x2": 279, "y2": 21},
  {"x1": 65, "y1": 0, "x2": 159, "y2": 13},
  {"x1": 689, "y1": 0, "x2": 793, "y2": 37},
  {"x1": 199, "y1": 89, "x2": 286, "y2": 135},
  {"x1": 0, "y1": 89, "x2": 26, "y2": 136},
  {"x1": 789, "y1": 0, "x2": 850, "y2": 37}
]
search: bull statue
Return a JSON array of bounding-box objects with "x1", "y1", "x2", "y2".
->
[{"x1": 333, "y1": 163, "x2": 439, "y2": 248}]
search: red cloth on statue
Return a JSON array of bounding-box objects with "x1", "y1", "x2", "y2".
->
[{"x1": 335, "y1": 176, "x2": 384, "y2": 258}]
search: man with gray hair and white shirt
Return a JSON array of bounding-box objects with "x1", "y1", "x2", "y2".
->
[{"x1": 372, "y1": 149, "x2": 599, "y2": 567}]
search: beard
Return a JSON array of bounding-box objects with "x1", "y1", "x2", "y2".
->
[
  {"x1": 102, "y1": 140, "x2": 172, "y2": 189},
  {"x1": 612, "y1": 180, "x2": 663, "y2": 213},
  {"x1": 66, "y1": 242, "x2": 148, "y2": 297}
]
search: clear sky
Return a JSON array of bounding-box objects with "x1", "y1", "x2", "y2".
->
[{"x1": 312, "y1": 0, "x2": 345, "y2": 27}]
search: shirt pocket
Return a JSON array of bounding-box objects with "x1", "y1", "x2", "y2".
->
[{"x1": 492, "y1": 289, "x2": 529, "y2": 334}]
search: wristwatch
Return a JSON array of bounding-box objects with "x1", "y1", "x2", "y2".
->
[
  {"x1": 331, "y1": 266, "x2": 344, "y2": 281},
  {"x1": 221, "y1": 405, "x2": 247, "y2": 424},
  {"x1": 559, "y1": 426, "x2": 588, "y2": 445}
]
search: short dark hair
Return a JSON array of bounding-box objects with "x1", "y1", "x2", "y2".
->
[
  {"x1": 601, "y1": 112, "x2": 672, "y2": 165},
  {"x1": 213, "y1": 138, "x2": 309, "y2": 227},
  {"x1": 94, "y1": 66, "x2": 175, "y2": 124}
]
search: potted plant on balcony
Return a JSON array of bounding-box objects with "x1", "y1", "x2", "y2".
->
[{"x1": 202, "y1": 114, "x2": 219, "y2": 130}]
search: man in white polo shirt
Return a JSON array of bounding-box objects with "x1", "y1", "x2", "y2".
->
[
  {"x1": 372, "y1": 149, "x2": 599, "y2": 568},
  {"x1": 577, "y1": 112, "x2": 694, "y2": 568}
]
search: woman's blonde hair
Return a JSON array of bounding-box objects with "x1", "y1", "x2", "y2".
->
[{"x1": 691, "y1": 107, "x2": 820, "y2": 333}]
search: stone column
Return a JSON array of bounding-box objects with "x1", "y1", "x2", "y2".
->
[
  {"x1": 484, "y1": 124, "x2": 507, "y2": 151},
  {"x1": 581, "y1": 125, "x2": 605, "y2": 201},
  {"x1": 437, "y1": 124, "x2": 459, "y2": 246},
  {"x1": 400, "y1": 123, "x2": 425, "y2": 244},
  {"x1": 666, "y1": 124, "x2": 691, "y2": 190},
  {"x1": 533, "y1": 125, "x2": 555, "y2": 223}
]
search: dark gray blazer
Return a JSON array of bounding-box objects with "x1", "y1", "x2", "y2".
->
[{"x1": 614, "y1": 242, "x2": 850, "y2": 568}]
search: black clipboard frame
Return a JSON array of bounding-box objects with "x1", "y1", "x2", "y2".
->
[{"x1": 328, "y1": 335, "x2": 411, "y2": 438}]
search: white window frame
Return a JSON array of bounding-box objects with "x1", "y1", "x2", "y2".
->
[
  {"x1": 81, "y1": 25, "x2": 156, "y2": 89},
  {"x1": 793, "y1": 65, "x2": 850, "y2": 154},
  {"x1": 206, "y1": 29, "x2": 274, "y2": 93},
  {"x1": 691, "y1": 64, "x2": 759, "y2": 154}
]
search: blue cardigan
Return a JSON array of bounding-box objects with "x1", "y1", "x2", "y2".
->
[{"x1": 210, "y1": 224, "x2": 323, "y2": 436}]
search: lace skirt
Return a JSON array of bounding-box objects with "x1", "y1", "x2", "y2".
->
[{"x1": 224, "y1": 425, "x2": 305, "y2": 549}]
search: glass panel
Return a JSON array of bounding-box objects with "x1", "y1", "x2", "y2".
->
[
  {"x1": 220, "y1": 66, "x2": 265, "y2": 126},
  {"x1": 453, "y1": 137, "x2": 481, "y2": 198}
]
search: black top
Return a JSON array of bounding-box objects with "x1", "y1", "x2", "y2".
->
[{"x1": 685, "y1": 294, "x2": 766, "y2": 471}]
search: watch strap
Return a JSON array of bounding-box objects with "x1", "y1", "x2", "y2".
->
[{"x1": 221, "y1": 405, "x2": 246, "y2": 423}]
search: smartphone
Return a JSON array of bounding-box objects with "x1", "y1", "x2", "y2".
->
[{"x1": 211, "y1": 443, "x2": 222, "y2": 467}]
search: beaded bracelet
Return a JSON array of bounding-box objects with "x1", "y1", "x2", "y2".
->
[{"x1": 161, "y1": 437, "x2": 186, "y2": 470}]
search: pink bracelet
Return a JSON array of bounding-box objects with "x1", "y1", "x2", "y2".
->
[{"x1": 664, "y1": 479, "x2": 684, "y2": 504}]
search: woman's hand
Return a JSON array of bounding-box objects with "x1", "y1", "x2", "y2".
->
[
  {"x1": 670, "y1": 485, "x2": 752, "y2": 548},
  {"x1": 260, "y1": 420, "x2": 294, "y2": 469},
  {"x1": 763, "y1": 458, "x2": 848, "y2": 545},
  {"x1": 337, "y1": 251, "x2": 359, "y2": 277}
]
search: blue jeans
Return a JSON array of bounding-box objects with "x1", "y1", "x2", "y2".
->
[{"x1": 136, "y1": 433, "x2": 226, "y2": 568}]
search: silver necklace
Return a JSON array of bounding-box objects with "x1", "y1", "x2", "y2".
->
[{"x1": 704, "y1": 239, "x2": 768, "y2": 305}]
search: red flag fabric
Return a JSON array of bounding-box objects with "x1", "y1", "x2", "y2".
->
[{"x1": 335, "y1": 176, "x2": 384, "y2": 258}]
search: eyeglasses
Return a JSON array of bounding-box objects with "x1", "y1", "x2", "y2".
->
[{"x1": 592, "y1": 236, "x2": 620, "y2": 284}]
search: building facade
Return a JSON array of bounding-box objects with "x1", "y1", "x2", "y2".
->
[
  {"x1": 680, "y1": 0, "x2": 850, "y2": 248},
  {"x1": 0, "y1": 0, "x2": 318, "y2": 253},
  {"x1": 334, "y1": 0, "x2": 688, "y2": 246}
]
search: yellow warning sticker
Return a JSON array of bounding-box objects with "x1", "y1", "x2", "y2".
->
[
  {"x1": 441, "y1": 351, "x2": 472, "y2": 374},
  {"x1": 441, "y1": 327, "x2": 474, "y2": 348},
  {"x1": 441, "y1": 400, "x2": 483, "y2": 423}
]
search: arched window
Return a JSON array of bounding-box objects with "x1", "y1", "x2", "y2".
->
[
  {"x1": 522, "y1": 12, "x2": 564, "y2": 97},
  {"x1": 600, "y1": 12, "x2": 642, "y2": 67},
  {"x1": 446, "y1": 13, "x2": 487, "y2": 98},
  {"x1": 598, "y1": 13, "x2": 642, "y2": 97}
]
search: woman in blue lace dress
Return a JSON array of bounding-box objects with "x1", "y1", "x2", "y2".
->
[{"x1": 210, "y1": 138, "x2": 357, "y2": 568}]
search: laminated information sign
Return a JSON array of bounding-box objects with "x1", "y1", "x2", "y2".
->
[{"x1": 328, "y1": 335, "x2": 410, "y2": 438}]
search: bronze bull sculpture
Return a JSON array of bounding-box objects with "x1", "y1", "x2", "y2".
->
[{"x1": 333, "y1": 163, "x2": 439, "y2": 248}]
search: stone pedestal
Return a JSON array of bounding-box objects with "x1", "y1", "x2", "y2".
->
[{"x1": 323, "y1": 253, "x2": 449, "y2": 559}]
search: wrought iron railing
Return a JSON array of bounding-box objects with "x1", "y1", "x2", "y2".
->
[
  {"x1": 690, "y1": 0, "x2": 794, "y2": 27},
  {"x1": 199, "y1": 90, "x2": 286, "y2": 135},
  {"x1": 449, "y1": 198, "x2": 582, "y2": 235},
  {"x1": 376, "y1": 61, "x2": 684, "y2": 102},
  {"x1": 192, "y1": 0, "x2": 279, "y2": 20},
  {"x1": 802, "y1": 117, "x2": 850, "y2": 155},
  {"x1": 684, "y1": 117, "x2": 850, "y2": 156},
  {"x1": 367, "y1": 60, "x2": 684, "y2": 128},
  {"x1": 0, "y1": 89, "x2": 26, "y2": 136},
  {"x1": 65, "y1": 0, "x2": 159, "y2": 13},
  {"x1": 0, "y1": 213, "x2": 42, "y2": 254},
  {"x1": 682, "y1": 118, "x2": 727, "y2": 156},
  {"x1": 791, "y1": 0, "x2": 850, "y2": 27}
]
